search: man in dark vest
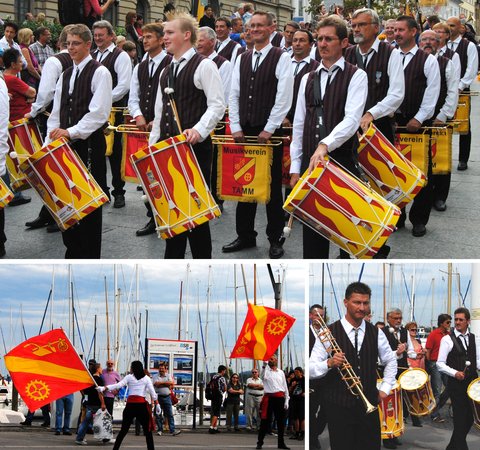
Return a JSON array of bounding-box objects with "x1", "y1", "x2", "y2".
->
[
  {"x1": 437, "y1": 307, "x2": 480, "y2": 450},
  {"x1": 222, "y1": 10, "x2": 293, "y2": 259},
  {"x1": 267, "y1": 12, "x2": 283, "y2": 47},
  {"x1": 24, "y1": 25, "x2": 74, "y2": 234},
  {"x1": 215, "y1": 17, "x2": 241, "y2": 62},
  {"x1": 310, "y1": 281, "x2": 397, "y2": 450},
  {"x1": 419, "y1": 30, "x2": 459, "y2": 213},
  {"x1": 92, "y1": 20, "x2": 132, "y2": 208},
  {"x1": 446, "y1": 16, "x2": 479, "y2": 171},
  {"x1": 394, "y1": 15, "x2": 440, "y2": 237},
  {"x1": 46, "y1": 23, "x2": 112, "y2": 258},
  {"x1": 289, "y1": 16, "x2": 368, "y2": 259},
  {"x1": 149, "y1": 13, "x2": 225, "y2": 259},
  {"x1": 128, "y1": 22, "x2": 172, "y2": 237}
]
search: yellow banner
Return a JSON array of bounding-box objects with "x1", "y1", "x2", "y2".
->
[
  {"x1": 419, "y1": 0, "x2": 447, "y2": 6},
  {"x1": 395, "y1": 133, "x2": 429, "y2": 175},
  {"x1": 431, "y1": 127, "x2": 452, "y2": 175}
]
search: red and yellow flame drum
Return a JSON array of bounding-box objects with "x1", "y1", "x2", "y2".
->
[
  {"x1": 19, "y1": 138, "x2": 109, "y2": 231},
  {"x1": 0, "y1": 177, "x2": 14, "y2": 208},
  {"x1": 377, "y1": 380, "x2": 404, "y2": 440},
  {"x1": 452, "y1": 94, "x2": 470, "y2": 134},
  {"x1": 358, "y1": 124, "x2": 426, "y2": 209},
  {"x1": 118, "y1": 117, "x2": 149, "y2": 184},
  {"x1": 394, "y1": 133, "x2": 429, "y2": 175},
  {"x1": 283, "y1": 160, "x2": 401, "y2": 259},
  {"x1": 467, "y1": 378, "x2": 480, "y2": 430},
  {"x1": 398, "y1": 368, "x2": 436, "y2": 416},
  {"x1": 430, "y1": 127, "x2": 452, "y2": 175},
  {"x1": 131, "y1": 134, "x2": 221, "y2": 239}
]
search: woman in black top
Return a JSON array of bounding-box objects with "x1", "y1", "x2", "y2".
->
[
  {"x1": 199, "y1": 5, "x2": 216, "y2": 30},
  {"x1": 224, "y1": 373, "x2": 244, "y2": 431}
]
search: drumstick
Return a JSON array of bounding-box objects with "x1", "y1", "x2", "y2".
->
[
  {"x1": 463, "y1": 360, "x2": 471, "y2": 374},
  {"x1": 278, "y1": 215, "x2": 294, "y2": 245},
  {"x1": 164, "y1": 87, "x2": 183, "y2": 135}
]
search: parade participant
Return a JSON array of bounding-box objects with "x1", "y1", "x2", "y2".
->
[
  {"x1": 256, "y1": 355, "x2": 290, "y2": 449},
  {"x1": 267, "y1": 12, "x2": 283, "y2": 47},
  {"x1": 384, "y1": 19, "x2": 397, "y2": 46},
  {"x1": 446, "y1": 16, "x2": 479, "y2": 171},
  {"x1": 237, "y1": 20, "x2": 254, "y2": 55},
  {"x1": 208, "y1": 365, "x2": 227, "y2": 434},
  {"x1": 150, "y1": 13, "x2": 225, "y2": 259},
  {"x1": 92, "y1": 20, "x2": 132, "y2": 208},
  {"x1": 46, "y1": 23, "x2": 112, "y2": 258},
  {"x1": 426, "y1": 313, "x2": 452, "y2": 422},
  {"x1": 418, "y1": 29, "x2": 459, "y2": 213},
  {"x1": 394, "y1": 15, "x2": 440, "y2": 237},
  {"x1": 152, "y1": 363, "x2": 181, "y2": 436},
  {"x1": 222, "y1": 11, "x2": 293, "y2": 259},
  {"x1": 101, "y1": 359, "x2": 121, "y2": 416},
  {"x1": 128, "y1": 22, "x2": 172, "y2": 237},
  {"x1": 215, "y1": 17, "x2": 241, "y2": 61},
  {"x1": 310, "y1": 282, "x2": 397, "y2": 450},
  {"x1": 289, "y1": 16, "x2": 368, "y2": 258},
  {"x1": 224, "y1": 373, "x2": 244, "y2": 431},
  {"x1": 289, "y1": 366, "x2": 305, "y2": 441},
  {"x1": 437, "y1": 307, "x2": 480, "y2": 450},
  {"x1": 54, "y1": 394, "x2": 74, "y2": 436},
  {"x1": 97, "y1": 360, "x2": 159, "y2": 450},
  {"x1": 0, "y1": 75, "x2": 8, "y2": 257},
  {"x1": 433, "y1": 23, "x2": 461, "y2": 75},
  {"x1": 245, "y1": 367, "x2": 264, "y2": 431},
  {"x1": 281, "y1": 21, "x2": 300, "y2": 54}
]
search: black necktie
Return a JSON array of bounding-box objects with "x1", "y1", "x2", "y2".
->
[
  {"x1": 215, "y1": 42, "x2": 220, "y2": 52},
  {"x1": 461, "y1": 334, "x2": 469, "y2": 351},
  {"x1": 354, "y1": 328, "x2": 359, "y2": 355},
  {"x1": 169, "y1": 58, "x2": 185, "y2": 89},
  {"x1": 253, "y1": 51, "x2": 261, "y2": 73},
  {"x1": 97, "y1": 50, "x2": 106, "y2": 63},
  {"x1": 293, "y1": 61, "x2": 303, "y2": 76},
  {"x1": 449, "y1": 41, "x2": 455, "y2": 51},
  {"x1": 324, "y1": 66, "x2": 338, "y2": 94},
  {"x1": 69, "y1": 66, "x2": 80, "y2": 95},
  {"x1": 149, "y1": 59, "x2": 155, "y2": 79},
  {"x1": 362, "y1": 50, "x2": 373, "y2": 68},
  {"x1": 402, "y1": 52, "x2": 409, "y2": 67}
]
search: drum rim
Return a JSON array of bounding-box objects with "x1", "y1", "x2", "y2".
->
[
  {"x1": 398, "y1": 367, "x2": 429, "y2": 390},
  {"x1": 467, "y1": 377, "x2": 480, "y2": 401}
]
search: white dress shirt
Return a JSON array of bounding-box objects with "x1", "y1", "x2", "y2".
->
[
  {"x1": 30, "y1": 50, "x2": 71, "y2": 118},
  {"x1": 229, "y1": 43, "x2": 294, "y2": 135},
  {"x1": 129, "y1": 51, "x2": 169, "y2": 120},
  {"x1": 0, "y1": 36, "x2": 27, "y2": 68},
  {"x1": 438, "y1": 45, "x2": 462, "y2": 79},
  {"x1": 149, "y1": 47, "x2": 226, "y2": 145},
  {"x1": 107, "y1": 373, "x2": 158, "y2": 401},
  {"x1": 359, "y1": 39, "x2": 405, "y2": 120},
  {"x1": 310, "y1": 317, "x2": 397, "y2": 396},
  {"x1": 400, "y1": 46, "x2": 440, "y2": 124},
  {"x1": 290, "y1": 57, "x2": 368, "y2": 174},
  {"x1": 208, "y1": 51, "x2": 232, "y2": 103},
  {"x1": 0, "y1": 77, "x2": 9, "y2": 176},
  {"x1": 262, "y1": 364, "x2": 289, "y2": 407},
  {"x1": 291, "y1": 55, "x2": 311, "y2": 77},
  {"x1": 246, "y1": 376, "x2": 264, "y2": 395},
  {"x1": 435, "y1": 55, "x2": 459, "y2": 122},
  {"x1": 216, "y1": 37, "x2": 240, "y2": 62},
  {"x1": 47, "y1": 54, "x2": 112, "y2": 143},
  {"x1": 448, "y1": 36, "x2": 479, "y2": 90},
  {"x1": 94, "y1": 43, "x2": 132, "y2": 103},
  {"x1": 437, "y1": 329, "x2": 480, "y2": 378}
]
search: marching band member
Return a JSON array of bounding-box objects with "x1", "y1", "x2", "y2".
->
[
  {"x1": 446, "y1": 17, "x2": 479, "y2": 171},
  {"x1": 280, "y1": 21, "x2": 300, "y2": 55},
  {"x1": 394, "y1": 15, "x2": 440, "y2": 237},
  {"x1": 267, "y1": 12, "x2": 283, "y2": 47},
  {"x1": 150, "y1": 13, "x2": 225, "y2": 259},
  {"x1": 215, "y1": 17, "x2": 241, "y2": 62},
  {"x1": 310, "y1": 282, "x2": 397, "y2": 450},
  {"x1": 419, "y1": 30, "x2": 459, "y2": 213},
  {"x1": 433, "y1": 23, "x2": 461, "y2": 77},
  {"x1": 289, "y1": 16, "x2": 367, "y2": 259},
  {"x1": 222, "y1": 10, "x2": 293, "y2": 259},
  {"x1": 128, "y1": 22, "x2": 172, "y2": 237},
  {"x1": 437, "y1": 307, "x2": 480, "y2": 450},
  {"x1": 0, "y1": 74, "x2": 8, "y2": 258},
  {"x1": 92, "y1": 20, "x2": 132, "y2": 208},
  {"x1": 383, "y1": 19, "x2": 397, "y2": 47},
  {"x1": 46, "y1": 23, "x2": 112, "y2": 258}
]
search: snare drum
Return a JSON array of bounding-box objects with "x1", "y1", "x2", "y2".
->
[
  {"x1": 467, "y1": 377, "x2": 480, "y2": 430},
  {"x1": 131, "y1": 134, "x2": 221, "y2": 239},
  {"x1": 398, "y1": 368, "x2": 436, "y2": 416},
  {"x1": 0, "y1": 177, "x2": 14, "y2": 208},
  {"x1": 19, "y1": 138, "x2": 109, "y2": 231},
  {"x1": 6, "y1": 153, "x2": 30, "y2": 192},
  {"x1": 358, "y1": 124, "x2": 426, "y2": 209},
  {"x1": 377, "y1": 380, "x2": 404, "y2": 440},
  {"x1": 452, "y1": 94, "x2": 470, "y2": 134},
  {"x1": 431, "y1": 127, "x2": 453, "y2": 175},
  {"x1": 283, "y1": 160, "x2": 401, "y2": 259},
  {"x1": 395, "y1": 133, "x2": 429, "y2": 175}
]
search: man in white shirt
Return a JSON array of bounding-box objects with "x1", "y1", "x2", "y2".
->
[
  {"x1": 383, "y1": 19, "x2": 397, "y2": 46},
  {"x1": 0, "y1": 22, "x2": 27, "y2": 68},
  {"x1": 215, "y1": 17, "x2": 241, "y2": 62},
  {"x1": 152, "y1": 363, "x2": 181, "y2": 436},
  {"x1": 280, "y1": 21, "x2": 300, "y2": 54},
  {"x1": 437, "y1": 307, "x2": 480, "y2": 450},
  {"x1": 245, "y1": 367, "x2": 264, "y2": 431}
]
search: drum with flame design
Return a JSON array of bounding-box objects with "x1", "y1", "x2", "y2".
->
[
  {"x1": 0, "y1": 176, "x2": 14, "y2": 208},
  {"x1": 467, "y1": 377, "x2": 480, "y2": 430},
  {"x1": 358, "y1": 124, "x2": 426, "y2": 209},
  {"x1": 377, "y1": 380, "x2": 404, "y2": 440},
  {"x1": 19, "y1": 138, "x2": 109, "y2": 231},
  {"x1": 283, "y1": 160, "x2": 400, "y2": 259},
  {"x1": 131, "y1": 134, "x2": 221, "y2": 239},
  {"x1": 398, "y1": 368, "x2": 436, "y2": 416}
]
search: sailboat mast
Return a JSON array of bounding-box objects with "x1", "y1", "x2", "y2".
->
[
  {"x1": 204, "y1": 266, "x2": 211, "y2": 379},
  {"x1": 447, "y1": 262, "x2": 452, "y2": 316},
  {"x1": 105, "y1": 276, "x2": 111, "y2": 360},
  {"x1": 234, "y1": 264, "x2": 238, "y2": 373},
  {"x1": 178, "y1": 281, "x2": 183, "y2": 341},
  {"x1": 50, "y1": 265, "x2": 55, "y2": 330},
  {"x1": 135, "y1": 265, "x2": 139, "y2": 360}
]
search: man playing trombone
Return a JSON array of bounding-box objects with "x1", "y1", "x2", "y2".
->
[{"x1": 310, "y1": 282, "x2": 397, "y2": 450}]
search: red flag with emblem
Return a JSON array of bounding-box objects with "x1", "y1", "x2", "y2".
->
[
  {"x1": 4, "y1": 328, "x2": 94, "y2": 411},
  {"x1": 230, "y1": 303, "x2": 296, "y2": 361}
]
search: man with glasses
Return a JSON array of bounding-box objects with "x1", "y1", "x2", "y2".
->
[
  {"x1": 101, "y1": 359, "x2": 121, "y2": 415},
  {"x1": 245, "y1": 367, "x2": 264, "y2": 431},
  {"x1": 425, "y1": 313, "x2": 452, "y2": 423},
  {"x1": 153, "y1": 363, "x2": 181, "y2": 436},
  {"x1": 437, "y1": 307, "x2": 480, "y2": 450}
]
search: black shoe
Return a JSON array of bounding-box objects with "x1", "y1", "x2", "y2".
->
[
  {"x1": 256, "y1": 446, "x2": 262, "y2": 449},
  {"x1": 278, "y1": 445, "x2": 290, "y2": 450},
  {"x1": 411, "y1": 416, "x2": 422, "y2": 427},
  {"x1": 9, "y1": 196, "x2": 31, "y2": 207},
  {"x1": 113, "y1": 194, "x2": 125, "y2": 208},
  {"x1": 25, "y1": 216, "x2": 50, "y2": 229},
  {"x1": 222, "y1": 237, "x2": 256, "y2": 253},
  {"x1": 457, "y1": 161, "x2": 468, "y2": 171},
  {"x1": 269, "y1": 242, "x2": 284, "y2": 259},
  {"x1": 373, "y1": 245, "x2": 390, "y2": 259},
  {"x1": 208, "y1": 428, "x2": 215, "y2": 434},
  {"x1": 393, "y1": 437, "x2": 402, "y2": 445},
  {"x1": 433, "y1": 200, "x2": 446, "y2": 212},
  {"x1": 412, "y1": 224, "x2": 426, "y2": 237},
  {"x1": 136, "y1": 185, "x2": 143, "y2": 191},
  {"x1": 63, "y1": 431, "x2": 72, "y2": 435},
  {"x1": 40, "y1": 422, "x2": 50, "y2": 427},
  {"x1": 47, "y1": 223, "x2": 60, "y2": 233},
  {"x1": 0, "y1": 243, "x2": 5, "y2": 258},
  {"x1": 136, "y1": 220, "x2": 156, "y2": 236},
  {"x1": 20, "y1": 421, "x2": 32, "y2": 426},
  {"x1": 54, "y1": 431, "x2": 61, "y2": 435},
  {"x1": 383, "y1": 440, "x2": 397, "y2": 449}
]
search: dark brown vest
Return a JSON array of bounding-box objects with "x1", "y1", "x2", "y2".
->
[
  {"x1": 453, "y1": 38, "x2": 469, "y2": 78},
  {"x1": 382, "y1": 326, "x2": 408, "y2": 375},
  {"x1": 53, "y1": 52, "x2": 73, "y2": 73},
  {"x1": 446, "y1": 333, "x2": 477, "y2": 389},
  {"x1": 237, "y1": 46, "x2": 247, "y2": 57},
  {"x1": 93, "y1": 46, "x2": 126, "y2": 106},
  {"x1": 434, "y1": 55, "x2": 449, "y2": 119},
  {"x1": 271, "y1": 32, "x2": 283, "y2": 48},
  {"x1": 159, "y1": 53, "x2": 207, "y2": 140},
  {"x1": 287, "y1": 58, "x2": 320, "y2": 122},
  {"x1": 137, "y1": 54, "x2": 172, "y2": 123},
  {"x1": 442, "y1": 47, "x2": 455, "y2": 60},
  {"x1": 213, "y1": 54, "x2": 228, "y2": 69},
  {"x1": 238, "y1": 47, "x2": 283, "y2": 129},
  {"x1": 218, "y1": 39, "x2": 238, "y2": 61}
]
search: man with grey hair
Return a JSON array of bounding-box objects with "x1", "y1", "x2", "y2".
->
[
  {"x1": 384, "y1": 18, "x2": 396, "y2": 46},
  {"x1": 92, "y1": 20, "x2": 132, "y2": 209},
  {"x1": 232, "y1": 3, "x2": 245, "y2": 19}
]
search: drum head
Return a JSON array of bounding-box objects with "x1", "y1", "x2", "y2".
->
[
  {"x1": 399, "y1": 369, "x2": 428, "y2": 390},
  {"x1": 468, "y1": 378, "x2": 480, "y2": 401}
]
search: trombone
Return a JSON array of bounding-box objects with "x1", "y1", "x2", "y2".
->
[
  {"x1": 312, "y1": 311, "x2": 378, "y2": 414},
  {"x1": 211, "y1": 135, "x2": 285, "y2": 147}
]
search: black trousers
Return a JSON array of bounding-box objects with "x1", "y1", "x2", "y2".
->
[
  {"x1": 310, "y1": 379, "x2": 327, "y2": 446},
  {"x1": 104, "y1": 397, "x2": 114, "y2": 417},
  {"x1": 446, "y1": 380, "x2": 474, "y2": 450},
  {"x1": 164, "y1": 138, "x2": 213, "y2": 259},
  {"x1": 459, "y1": 88, "x2": 471, "y2": 164},
  {"x1": 257, "y1": 396, "x2": 286, "y2": 447},
  {"x1": 108, "y1": 110, "x2": 126, "y2": 197},
  {"x1": 432, "y1": 173, "x2": 451, "y2": 203},
  {"x1": 0, "y1": 208, "x2": 5, "y2": 245},
  {"x1": 235, "y1": 125, "x2": 284, "y2": 243},
  {"x1": 113, "y1": 402, "x2": 154, "y2": 450}
]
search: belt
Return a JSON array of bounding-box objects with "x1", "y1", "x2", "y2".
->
[
  {"x1": 249, "y1": 393, "x2": 263, "y2": 397},
  {"x1": 159, "y1": 394, "x2": 170, "y2": 398}
]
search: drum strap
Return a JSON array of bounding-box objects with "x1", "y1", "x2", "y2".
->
[
  {"x1": 313, "y1": 70, "x2": 328, "y2": 142},
  {"x1": 450, "y1": 334, "x2": 467, "y2": 355}
]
